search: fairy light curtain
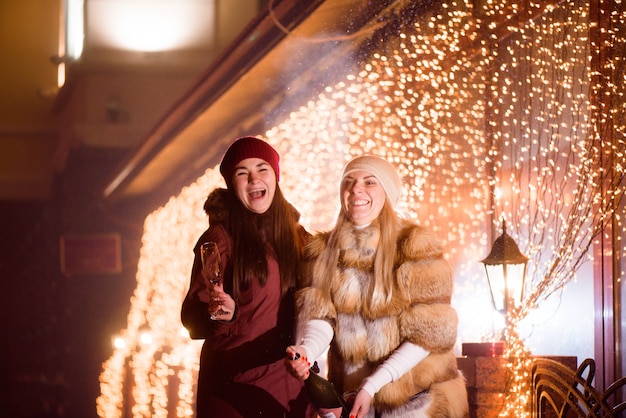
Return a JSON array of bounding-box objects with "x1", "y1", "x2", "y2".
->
[{"x1": 97, "y1": 0, "x2": 625, "y2": 416}]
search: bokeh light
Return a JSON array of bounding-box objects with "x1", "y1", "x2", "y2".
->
[{"x1": 97, "y1": 0, "x2": 624, "y2": 416}]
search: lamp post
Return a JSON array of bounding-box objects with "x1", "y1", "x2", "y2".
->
[{"x1": 481, "y1": 220, "x2": 529, "y2": 325}]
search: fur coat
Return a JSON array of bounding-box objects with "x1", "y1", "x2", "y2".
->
[{"x1": 296, "y1": 219, "x2": 468, "y2": 418}]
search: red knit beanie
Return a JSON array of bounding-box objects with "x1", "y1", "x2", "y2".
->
[{"x1": 219, "y1": 136, "x2": 280, "y2": 184}]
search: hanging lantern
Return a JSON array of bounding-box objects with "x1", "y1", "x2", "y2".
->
[{"x1": 481, "y1": 220, "x2": 529, "y2": 318}]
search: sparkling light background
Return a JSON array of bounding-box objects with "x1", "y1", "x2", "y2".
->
[{"x1": 97, "y1": 0, "x2": 624, "y2": 416}]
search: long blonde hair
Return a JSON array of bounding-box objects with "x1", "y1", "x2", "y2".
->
[{"x1": 311, "y1": 198, "x2": 401, "y2": 306}]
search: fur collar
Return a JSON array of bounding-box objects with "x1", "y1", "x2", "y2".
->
[
  {"x1": 203, "y1": 188, "x2": 230, "y2": 224},
  {"x1": 337, "y1": 221, "x2": 380, "y2": 271}
]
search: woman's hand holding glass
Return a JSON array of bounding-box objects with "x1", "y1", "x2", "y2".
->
[
  {"x1": 207, "y1": 285, "x2": 235, "y2": 321},
  {"x1": 201, "y1": 242, "x2": 235, "y2": 321}
]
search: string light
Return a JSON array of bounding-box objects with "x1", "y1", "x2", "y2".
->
[{"x1": 96, "y1": 0, "x2": 624, "y2": 416}]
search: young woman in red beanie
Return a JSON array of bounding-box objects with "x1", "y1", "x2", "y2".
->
[
  {"x1": 285, "y1": 155, "x2": 469, "y2": 418},
  {"x1": 182, "y1": 136, "x2": 310, "y2": 417}
]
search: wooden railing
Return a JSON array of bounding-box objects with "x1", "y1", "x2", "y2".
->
[{"x1": 531, "y1": 358, "x2": 626, "y2": 417}]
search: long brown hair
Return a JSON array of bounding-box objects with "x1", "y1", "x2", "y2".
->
[{"x1": 227, "y1": 185, "x2": 305, "y2": 301}]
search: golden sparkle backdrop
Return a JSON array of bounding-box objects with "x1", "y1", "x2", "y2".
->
[{"x1": 97, "y1": 0, "x2": 624, "y2": 416}]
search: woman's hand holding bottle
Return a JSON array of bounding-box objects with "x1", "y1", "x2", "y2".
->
[
  {"x1": 285, "y1": 347, "x2": 351, "y2": 418},
  {"x1": 285, "y1": 346, "x2": 311, "y2": 380}
]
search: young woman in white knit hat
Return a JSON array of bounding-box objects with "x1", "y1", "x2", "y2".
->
[{"x1": 286, "y1": 155, "x2": 469, "y2": 418}]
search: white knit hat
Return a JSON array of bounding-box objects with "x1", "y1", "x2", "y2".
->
[{"x1": 341, "y1": 156, "x2": 402, "y2": 208}]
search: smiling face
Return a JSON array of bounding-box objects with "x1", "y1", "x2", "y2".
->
[
  {"x1": 231, "y1": 158, "x2": 277, "y2": 214},
  {"x1": 341, "y1": 169, "x2": 387, "y2": 226}
]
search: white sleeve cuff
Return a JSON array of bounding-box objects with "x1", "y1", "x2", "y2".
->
[
  {"x1": 361, "y1": 341, "x2": 430, "y2": 396},
  {"x1": 297, "y1": 319, "x2": 334, "y2": 362}
]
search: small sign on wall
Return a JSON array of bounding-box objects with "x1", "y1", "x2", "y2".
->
[{"x1": 60, "y1": 233, "x2": 122, "y2": 276}]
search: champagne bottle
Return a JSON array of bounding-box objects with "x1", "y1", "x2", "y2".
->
[{"x1": 292, "y1": 354, "x2": 350, "y2": 418}]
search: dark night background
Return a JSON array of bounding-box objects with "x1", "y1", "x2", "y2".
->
[{"x1": 0, "y1": 147, "x2": 153, "y2": 417}]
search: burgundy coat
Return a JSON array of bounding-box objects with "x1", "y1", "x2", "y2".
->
[{"x1": 181, "y1": 189, "x2": 308, "y2": 418}]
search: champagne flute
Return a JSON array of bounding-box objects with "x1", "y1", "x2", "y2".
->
[
  {"x1": 200, "y1": 242, "x2": 225, "y2": 317},
  {"x1": 200, "y1": 242, "x2": 222, "y2": 286}
]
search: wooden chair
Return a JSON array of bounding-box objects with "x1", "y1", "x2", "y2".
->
[{"x1": 531, "y1": 357, "x2": 626, "y2": 417}]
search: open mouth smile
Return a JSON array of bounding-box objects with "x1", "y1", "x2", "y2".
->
[
  {"x1": 352, "y1": 198, "x2": 369, "y2": 207},
  {"x1": 249, "y1": 189, "x2": 267, "y2": 199}
]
